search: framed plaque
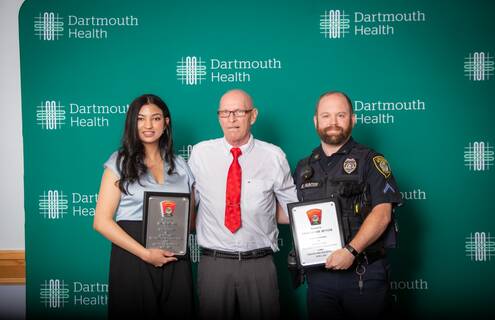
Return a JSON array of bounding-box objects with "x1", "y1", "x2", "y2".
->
[
  {"x1": 142, "y1": 192, "x2": 191, "y2": 257},
  {"x1": 288, "y1": 199, "x2": 345, "y2": 267}
]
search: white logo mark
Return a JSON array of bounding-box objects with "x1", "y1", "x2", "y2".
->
[
  {"x1": 40, "y1": 279, "x2": 70, "y2": 308},
  {"x1": 464, "y1": 141, "x2": 494, "y2": 171},
  {"x1": 465, "y1": 232, "x2": 495, "y2": 262},
  {"x1": 34, "y1": 12, "x2": 64, "y2": 41},
  {"x1": 178, "y1": 145, "x2": 193, "y2": 161},
  {"x1": 176, "y1": 56, "x2": 207, "y2": 85},
  {"x1": 36, "y1": 101, "x2": 66, "y2": 130},
  {"x1": 189, "y1": 234, "x2": 200, "y2": 263},
  {"x1": 39, "y1": 190, "x2": 69, "y2": 219},
  {"x1": 320, "y1": 10, "x2": 350, "y2": 39},
  {"x1": 464, "y1": 52, "x2": 494, "y2": 81}
]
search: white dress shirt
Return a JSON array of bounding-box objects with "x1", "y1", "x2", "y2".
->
[{"x1": 188, "y1": 135, "x2": 298, "y2": 252}]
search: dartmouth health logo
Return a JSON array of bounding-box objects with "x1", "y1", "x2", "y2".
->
[
  {"x1": 40, "y1": 279, "x2": 109, "y2": 307},
  {"x1": 36, "y1": 101, "x2": 66, "y2": 130},
  {"x1": 464, "y1": 141, "x2": 494, "y2": 172},
  {"x1": 464, "y1": 52, "x2": 494, "y2": 81},
  {"x1": 319, "y1": 9, "x2": 426, "y2": 38},
  {"x1": 38, "y1": 190, "x2": 69, "y2": 220},
  {"x1": 40, "y1": 279, "x2": 70, "y2": 308},
  {"x1": 34, "y1": 12, "x2": 64, "y2": 40},
  {"x1": 465, "y1": 232, "x2": 495, "y2": 262},
  {"x1": 34, "y1": 11, "x2": 139, "y2": 40},
  {"x1": 176, "y1": 55, "x2": 283, "y2": 86},
  {"x1": 35, "y1": 99, "x2": 129, "y2": 130},
  {"x1": 38, "y1": 189, "x2": 99, "y2": 219},
  {"x1": 319, "y1": 10, "x2": 350, "y2": 39}
]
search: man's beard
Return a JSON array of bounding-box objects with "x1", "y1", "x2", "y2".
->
[{"x1": 317, "y1": 123, "x2": 352, "y2": 146}]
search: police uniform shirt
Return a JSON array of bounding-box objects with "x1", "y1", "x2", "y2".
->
[{"x1": 294, "y1": 137, "x2": 402, "y2": 209}]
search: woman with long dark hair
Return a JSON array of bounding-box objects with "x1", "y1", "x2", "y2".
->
[{"x1": 94, "y1": 94, "x2": 194, "y2": 319}]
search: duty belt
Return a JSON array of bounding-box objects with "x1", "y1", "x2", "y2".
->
[
  {"x1": 200, "y1": 247, "x2": 273, "y2": 260},
  {"x1": 357, "y1": 249, "x2": 386, "y2": 265}
]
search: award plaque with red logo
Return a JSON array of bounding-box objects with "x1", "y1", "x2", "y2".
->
[
  {"x1": 287, "y1": 199, "x2": 344, "y2": 267},
  {"x1": 142, "y1": 192, "x2": 191, "y2": 257}
]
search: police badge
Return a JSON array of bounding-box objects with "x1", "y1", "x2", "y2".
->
[{"x1": 343, "y1": 158, "x2": 357, "y2": 174}]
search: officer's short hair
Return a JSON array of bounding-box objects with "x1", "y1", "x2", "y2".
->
[{"x1": 315, "y1": 91, "x2": 354, "y2": 115}]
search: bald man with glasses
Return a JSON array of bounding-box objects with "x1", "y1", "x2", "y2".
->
[{"x1": 188, "y1": 89, "x2": 297, "y2": 320}]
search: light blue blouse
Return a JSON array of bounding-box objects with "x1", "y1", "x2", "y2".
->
[{"x1": 104, "y1": 151, "x2": 194, "y2": 221}]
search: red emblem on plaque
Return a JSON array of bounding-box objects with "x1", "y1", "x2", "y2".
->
[
  {"x1": 306, "y1": 208, "x2": 322, "y2": 225},
  {"x1": 160, "y1": 200, "x2": 176, "y2": 217}
]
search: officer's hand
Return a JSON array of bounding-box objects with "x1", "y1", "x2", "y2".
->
[
  {"x1": 325, "y1": 248, "x2": 355, "y2": 270},
  {"x1": 143, "y1": 248, "x2": 178, "y2": 267}
]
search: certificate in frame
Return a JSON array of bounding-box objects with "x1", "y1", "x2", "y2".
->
[{"x1": 288, "y1": 199, "x2": 345, "y2": 267}]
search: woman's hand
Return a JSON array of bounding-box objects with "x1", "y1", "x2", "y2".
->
[{"x1": 142, "y1": 248, "x2": 178, "y2": 267}]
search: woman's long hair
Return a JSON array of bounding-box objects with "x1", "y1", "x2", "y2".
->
[{"x1": 116, "y1": 94, "x2": 175, "y2": 194}]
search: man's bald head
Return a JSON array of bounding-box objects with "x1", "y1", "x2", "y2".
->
[{"x1": 219, "y1": 89, "x2": 254, "y2": 109}]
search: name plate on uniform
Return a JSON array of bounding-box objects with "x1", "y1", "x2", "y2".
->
[
  {"x1": 288, "y1": 199, "x2": 345, "y2": 267},
  {"x1": 142, "y1": 192, "x2": 190, "y2": 257}
]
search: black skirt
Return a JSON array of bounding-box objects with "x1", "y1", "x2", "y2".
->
[{"x1": 108, "y1": 220, "x2": 194, "y2": 320}]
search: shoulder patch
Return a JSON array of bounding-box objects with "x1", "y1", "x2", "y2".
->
[{"x1": 373, "y1": 156, "x2": 391, "y2": 178}]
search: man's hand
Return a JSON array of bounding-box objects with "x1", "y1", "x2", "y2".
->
[{"x1": 325, "y1": 248, "x2": 355, "y2": 270}]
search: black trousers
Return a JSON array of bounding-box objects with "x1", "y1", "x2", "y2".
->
[
  {"x1": 305, "y1": 258, "x2": 391, "y2": 320},
  {"x1": 197, "y1": 254, "x2": 280, "y2": 320},
  {"x1": 108, "y1": 220, "x2": 194, "y2": 320}
]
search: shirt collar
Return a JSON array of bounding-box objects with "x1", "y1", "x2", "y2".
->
[
  {"x1": 222, "y1": 134, "x2": 255, "y2": 155},
  {"x1": 316, "y1": 136, "x2": 356, "y2": 159},
  {"x1": 335, "y1": 136, "x2": 356, "y2": 155}
]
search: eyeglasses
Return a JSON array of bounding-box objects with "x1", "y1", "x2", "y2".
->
[{"x1": 217, "y1": 109, "x2": 254, "y2": 118}]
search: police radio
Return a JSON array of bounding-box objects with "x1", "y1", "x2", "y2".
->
[{"x1": 299, "y1": 150, "x2": 319, "y2": 182}]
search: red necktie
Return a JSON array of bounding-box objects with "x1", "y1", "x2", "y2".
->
[{"x1": 225, "y1": 147, "x2": 242, "y2": 233}]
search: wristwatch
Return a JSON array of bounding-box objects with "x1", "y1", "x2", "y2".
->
[{"x1": 344, "y1": 244, "x2": 359, "y2": 257}]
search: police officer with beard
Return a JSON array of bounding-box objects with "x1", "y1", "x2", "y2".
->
[{"x1": 293, "y1": 91, "x2": 402, "y2": 319}]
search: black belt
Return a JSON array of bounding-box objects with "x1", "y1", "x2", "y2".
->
[
  {"x1": 201, "y1": 247, "x2": 273, "y2": 260},
  {"x1": 357, "y1": 250, "x2": 386, "y2": 265}
]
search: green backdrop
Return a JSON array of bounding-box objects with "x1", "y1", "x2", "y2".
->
[{"x1": 20, "y1": 0, "x2": 495, "y2": 318}]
